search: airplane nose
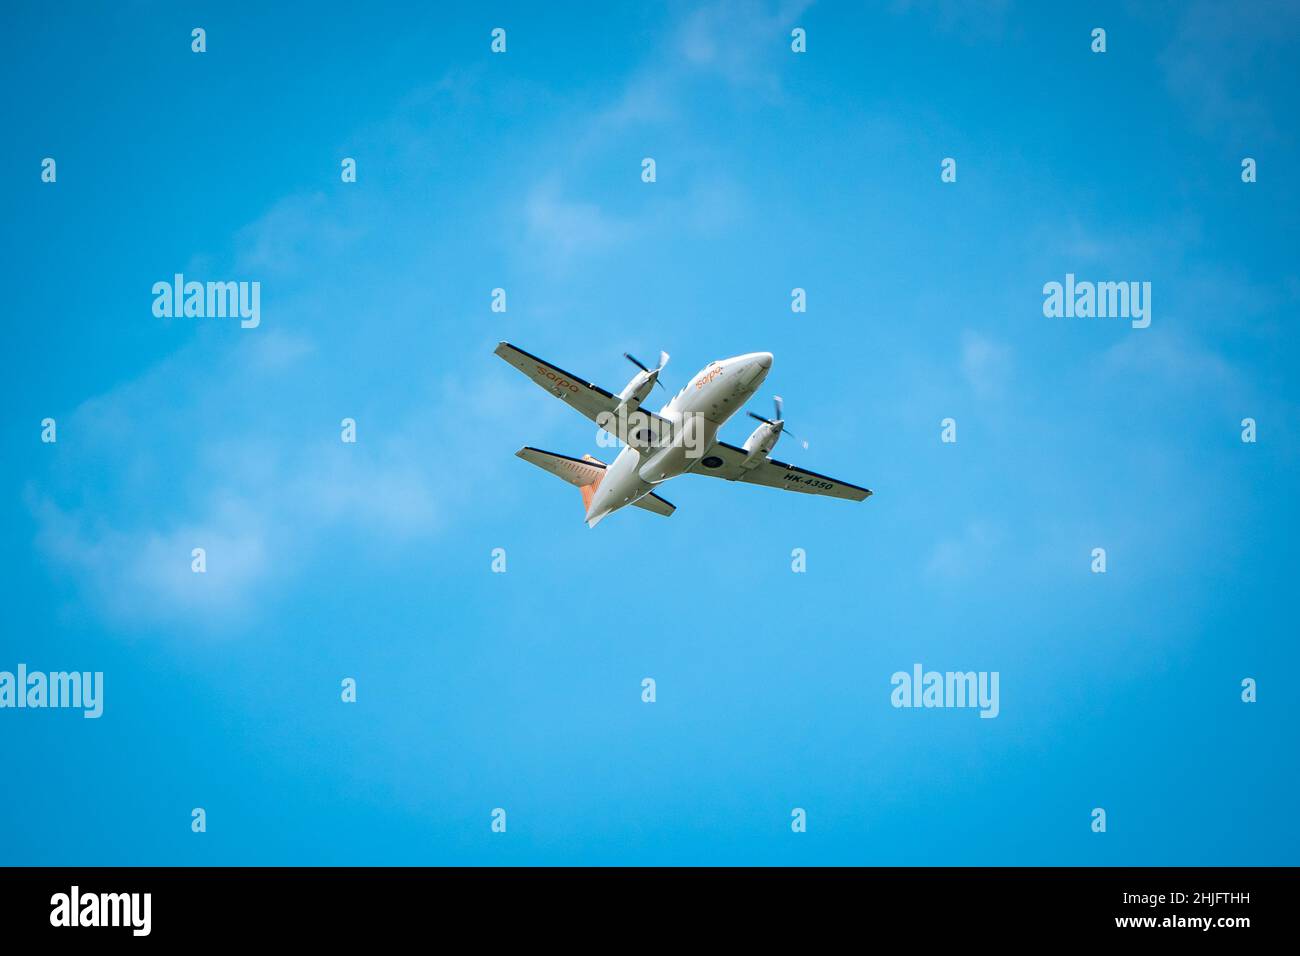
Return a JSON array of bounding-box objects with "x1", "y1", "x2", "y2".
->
[{"x1": 737, "y1": 352, "x2": 772, "y2": 386}]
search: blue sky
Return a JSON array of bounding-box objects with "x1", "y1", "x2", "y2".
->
[{"x1": 3, "y1": 0, "x2": 1298, "y2": 865}]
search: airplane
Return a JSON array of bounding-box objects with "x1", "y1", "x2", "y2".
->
[{"x1": 494, "y1": 341, "x2": 872, "y2": 527}]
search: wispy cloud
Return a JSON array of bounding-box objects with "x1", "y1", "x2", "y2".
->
[
  {"x1": 1158, "y1": 0, "x2": 1300, "y2": 143},
  {"x1": 889, "y1": 0, "x2": 1015, "y2": 42},
  {"x1": 234, "y1": 192, "x2": 366, "y2": 278},
  {"x1": 925, "y1": 520, "x2": 1004, "y2": 579},
  {"x1": 26, "y1": 324, "x2": 460, "y2": 628},
  {"x1": 676, "y1": 0, "x2": 812, "y2": 92},
  {"x1": 523, "y1": 181, "x2": 633, "y2": 267},
  {"x1": 509, "y1": 0, "x2": 810, "y2": 272},
  {"x1": 1097, "y1": 328, "x2": 1235, "y2": 389},
  {"x1": 960, "y1": 331, "x2": 1012, "y2": 399}
]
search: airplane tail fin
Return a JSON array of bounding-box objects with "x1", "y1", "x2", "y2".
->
[{"x1": 579, "y1": 473, "x2": 603, "y2": 512}]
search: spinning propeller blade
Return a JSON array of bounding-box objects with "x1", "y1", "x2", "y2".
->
[
  {"x1": 750, "y1": 395, "x2": 807, "y2": 448},
  {"x1": 625, "y1": 351, "x2": 669, "y2": 389}
]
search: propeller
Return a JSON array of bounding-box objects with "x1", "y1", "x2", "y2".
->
[
  {"x1": 748, "y1": 395, "x2": 809, "y2": 449},
  {"x1": 624, "y1": 351, "x2": 670, "y2": 389}
]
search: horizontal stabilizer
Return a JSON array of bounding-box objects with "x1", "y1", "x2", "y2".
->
[
  {"x1": 516, "y1": 446, "x2": 605, "y2": 487},
  {"x1": 631, "y1": 491, "x2": 675, "y2": 517},
  {"x1": 514, "y1": 447, "x2": 675, "y2": 518}
]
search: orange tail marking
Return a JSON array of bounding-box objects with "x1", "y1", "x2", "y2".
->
[{"x1": 579, "y1": 455, "x2": 604, "y2": 511}]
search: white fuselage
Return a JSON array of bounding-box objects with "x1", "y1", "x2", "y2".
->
[{"x1": 584, "y1": 352, "x2": 772, "y2": 526}]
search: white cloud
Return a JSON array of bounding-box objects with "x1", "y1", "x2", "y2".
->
[
  {"x1": 30, "y1": 489, "x2": 271, "y2": 624},
  {"x1": 234, "y1": 192, "x2": 365, "y2": 279},
  {"x1": 523, "y1": 182, "x2": 632, "y2": 267},
  {"x1": 676, "y1": 0, "x2": 811, "y2": 92},
  {"x1": 1098, "y1": 329, "x2": 1234, "y2": 388},
  {"x1": 26, "y1": 342, "x2": 507, "y2": 630},
  {"x1": 508, "y1": 0, "x2": 811, "y2": 273},
  {"x1": 960, "y1": 331, "x2": 1012, "y2": 399},
  {"x1": 925, "y1": 520, "x2": 1003, "y2": 579},
  {"x1": 26, "y1": 214, "x2": 515, "y2": 631}
]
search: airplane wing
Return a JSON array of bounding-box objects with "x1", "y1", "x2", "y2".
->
[
  {"x1": 691, "y1": 441, "x2": 872, "y2": 502},
  {"x1": 494, "y1": 342, "x2": 674, "y2": 450}
]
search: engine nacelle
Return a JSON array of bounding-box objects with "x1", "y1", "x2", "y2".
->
[
  {"x1": 741, "y1": 420, "x2": 782, "y2": 469},
  {"x1": 616, "y1": 370, "x2": 657, "y2": 415}
]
